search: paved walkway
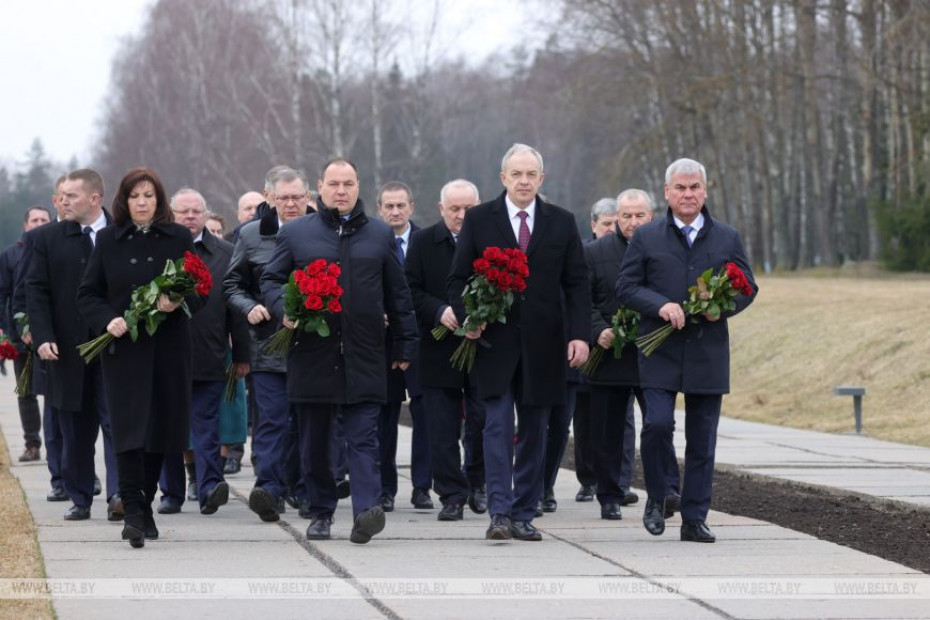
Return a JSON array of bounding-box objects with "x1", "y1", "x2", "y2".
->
[{"x1": 2, "y1": 373, "x2": 929, "y2": 619}]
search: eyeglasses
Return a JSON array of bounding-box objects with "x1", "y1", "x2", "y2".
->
[{"x1": 275, "y1": 195, "x2": 307, "y2": 204}]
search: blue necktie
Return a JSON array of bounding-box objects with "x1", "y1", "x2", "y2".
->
[
  {"x1": 681, "y1": 225, "x2": 694, "y2": 248},
  {"x1": 394, "y1": 237, "x2": 405, "y2": 264}
]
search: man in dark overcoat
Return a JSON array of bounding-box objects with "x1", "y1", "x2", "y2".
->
[
  {"x1": 224, "y1": 167, "x2": 311, "y2": 522},
  {"x1": 617, "y1": 158, "x2": 758, "y2": 543},
  {"x1": 157, "y1": 189, "x2": 250, "y2": 515},
  {"x1": 447, "y1": 144, "x2": 590, "y2": 541},
  {"x1": 261, "y1": 157, "x2": 417, "y2": 544},
  {"x1": 405, "y1": 179, "x2": 487, "y2": 521},
  {"x1": 583, "y1": 189, "x2": 681, "y2": 521},
  {"x1": 25, "y1": 168, "x2": 119, "y2": 521}
]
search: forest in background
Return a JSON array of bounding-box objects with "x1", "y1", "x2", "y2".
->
[{"x1": 2, "y1": 0, "x2": 928, "y2": 272}]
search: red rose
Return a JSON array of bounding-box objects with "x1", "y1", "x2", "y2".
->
[
  {"x1": 485, "y1": 268, "x2": 500, "y2": 285},
  {"x1": 327, "y1": 263, "x2": 341, "y2": 278},
  {"x1": 512, "y1": 275, "x2": 526, "y2": 291},
  {"x1": 195, "y1": 281, "x2": 211, "y2": 296},
  {"x1": 497, "y1": 272, "x2": 512, "y2": 289},
  {"x1": 307, "y1": 259, "x2": 327, "y2": 276},
  {"x1": 327, "y1": 299, "x2": 342, "y2": 313},
  {"x1": 304, "y1": 295, "x2": 324, "y2": 310},
  {"x1": 483, "y1": 247, "x2": 503, "y2": 263},
  {"x1": 473, "y1": 258, "x2": 491, "y2": 274}
]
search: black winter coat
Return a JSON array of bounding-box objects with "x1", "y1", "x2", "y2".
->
[
  {"x1": 405, "y1": 220, "x2": 470, "y2": 390},
  {"x1": 191, "y1": 229, "x2": 250, "y2": 381},
  {"x1": 616, "y1": 206, "x2": 757, "y2": 394},
  {"x1": 448, "y1": 192, "x2": 590, "y2": 405},
  {"x1": 261, "y1": 201, "x2": 418, "y2": 404},
  {"x1": 26, "y1": 218, "x2": 110, "y2": 412},
  {"x1": 77, "y1": 222, "x2": 202, "y2": 453},
  {"x1": 223, "y1": 208, "x2": 287, "y2": 373},
  {"x1": 583, "y1": 230, "x2": 640, "y2": 387}
]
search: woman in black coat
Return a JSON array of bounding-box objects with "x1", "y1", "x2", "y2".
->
[{"x1": 77, "y1": 168, "x2": 201, "y2": 548}]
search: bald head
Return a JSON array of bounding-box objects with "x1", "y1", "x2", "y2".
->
[{"x1": 237, "y1": 191, "x2": 263, "y2": 223}]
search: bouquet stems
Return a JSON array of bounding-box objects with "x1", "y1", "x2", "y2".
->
[
  {"x1": 579, "y1": 346, "x2": 605, "y2": 376},
  {"x1": 431, "y1": 325, "x2": 450, "y2": 341},
  {"x1": 223, "y1": 362, "x2": 238, "y2": 402},
  {"x1": 14, "y1": 349, "x2": 33, "y2": 397},
  {"x1": 449, "y1": 338, "x2": 477, "y2": 373},
  {"x1": 77, "y1": 332, "x2": 116, "y2": 364},
  {"x1": 262, "y1": 323, "x2": 296, "y2": 356},
  {"x1": 635, "y1": 324, "x2": 676, "y2": 357}
]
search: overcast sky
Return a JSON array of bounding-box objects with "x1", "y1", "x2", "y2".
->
[{"x1": 0, "y1": 0, "x2": 540, "y2": 170}]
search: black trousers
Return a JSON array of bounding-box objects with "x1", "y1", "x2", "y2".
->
[
  {"x1": 14, "y1": 353, "x2": 41, "y2": 448},
  {"x1": 423, "y1": 384, "x2": 486, "y2": 506},
  {"x1": 117, "y1": 449, "x2": 165, "y2": 514},
  {"x1": 589, "y1": 385, "x2": 644, "y2": 505},
  {"x1": 572, "y1": 390, "x2": 597, "y2": 487}
]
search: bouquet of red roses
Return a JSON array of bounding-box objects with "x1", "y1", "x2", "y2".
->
[
  {"x1": 579, "y1": 306, "x2": 640, "y2": 376},
  {"x1": 77, "y1": 251, "x2": 213, "y2": 363},
  {"x1": 0, "y1": 333, "x2": 18, "y2": 362},
  {"x1": 433, "y1": 246, "x2": 529, "y2": 372},
  {"x1": 636, "y1": 261, "x2": 753, "y2": 357},
  {"x1": 263, "y1": 258, "x2": 343, "y2": 356}
]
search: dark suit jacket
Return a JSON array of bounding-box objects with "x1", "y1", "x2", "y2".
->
[
  {"x1": 26, "y1": 217, "x2": 110, "y2": 412},
  {"x1": 405, "y1": 220, "x2": 469, "y2": 390},
  {"x1": 448, "y1": 191, "x2": 590, "y2": 405},
  {"x1": 190, "y1": 229, "x2": 250, "y2": 382},
  {"x1": 616, "y1": 206, "x2": 757, "y2": 394},
  {"x1": 385, "y1": 221, "x2": 420, "y2": 401}
]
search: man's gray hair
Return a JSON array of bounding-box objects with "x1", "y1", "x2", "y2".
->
[
  {"x1": 170, "y1": 187, "x2": 207, "y2": 210},
  {"x1": 264, "y1": 165, "x2": 294, "y2": 192},
  {"x1": 271, "y1": 168, "x2": 309, "y2": 193},
  {"x1": 501, "y1": 143, "x2": 544, "y2": 173},
  {"x1": 440, "y1": 179, "x2": 480, "y2": 205},
  {"x1": 616, "y1": 188, "x2": 654, "y2": 210},
  {"x1": 665, "y1": 158, "x2": 707, "y2": 185},
  {"x1": 590, "y1": 197, "x2": 618, "y2": 222}
]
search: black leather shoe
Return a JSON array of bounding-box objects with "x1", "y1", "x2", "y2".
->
[
  {"x1": 437, "y1": 503, "x2": 464, "y2": 521},
  {"x1": 534, "y1": 501, "x2": 544, "y2": 518},
  {"x1": 541, "y1": 488, "x2": 557, "y2": 513},
  {"x1": 306, "y1": 515, "x2": 333, "y2": 540},
  {"x1": 619, "y1": 489, "x2": 640, "y2": 506},
  {"x1": 186, "y1": 481, "x2": 197, "y2": 501},
  {"x1": 575, "y1": 484, "x2": 596, "y2": 502},
  {"x1": 681, "y1": 520, "x2": 716, "y2": 543},
  {"x1": 299, "y1": 502, "x2": 312, "y2": 519},
  {"x1": 467, "y1": 485, "x2": 487, "y2": 514},
  {"x1": 122, "y1": 522, "x2": 145, "y2": 548},
  {"x1": 285, "y1": 494, "x2": 300, "y2": 510},
  {"x1": 107, "y1": 495, "x2": 125, "y2": 522},
  {"x1": 64, "y1": 505, "x2": 91, "y2": 520},
  {"x1": 248, "y1": 487, "x2": 280, "y2": 522},
  {"x1": 643, "y1": 498, "x2": 665, "y2": 536},
  {"x1": 378, "y1": 494, "x2": 395, "y2": 512},
  {"x1": 93, "y1": 476, "x2": 102, "y2": 496},
  {"x1": 411, "y1": 487, "x2": 434, "y2": 509},
  {"x1": 223, "y1": 457, "x2": 241, "y2": 475},
  {"x1": 18, "y1": 445, "x2": 40, "y2": 462},
  {"x1": 664, "y1": 493, "x2": 682, "y2": 518},
  {"x1": 143, "y1": 514, "x2": 159, "y2": 540},
  {"x1": 157, "y1": 497, "x2": 182, "y2": 514},
  {"x1": 350, "y1": 506, "x2": 386, "y2": 544},
  {"x1": 276, "y1": 497, "x2": 286, "y2": 514},
  {"x1": 335, "y1": 479, "x2": 351, "y2": 500},
  {"x1": 47, "y1": 486, "x2": 68, "y2": 502},
  {"x1": 485, "y1": 514, "x2": 512, "y2": 540},
  {"x1": 510, "y1": 520, "x2": 542, "y2": 541},
  {"x1": 601, "y1": 502, "x2": 622, "y2": 520},
  {"x1": 201, "y1": 481, "x2": 229, "y2": 515}
]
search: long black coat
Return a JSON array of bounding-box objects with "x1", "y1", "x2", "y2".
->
[
  {"x1": 260, "y1": 201, "x2": 418, "y2": 405},
  {"x1": 0, "y1": 239, "x2": 24, "y2": 344},
  {"x1": 405, "y1": 220, "x2": 470, "y2": 390},
  {"x1": 583, "y1": 230, "x2": 640, "y2": 387},
  {"x1": 616, "y1": 206, "x2": 757, "y2": 394},
  {"x1": 447, "y1": 192, "x2": 590, "y2": 405},
  {"x1": 191, "y1": 229, "x2": 250, "y2": 381},
  {"x1": 26, "y1": 218, "x2": 110, "y2": 412},
  {"x1": 76, "y1": 222, "x2": 202, "y2": 453}
]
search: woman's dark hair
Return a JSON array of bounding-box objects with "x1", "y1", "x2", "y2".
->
[{"x1": 111, "y1": 167, "x2": 173, "y2": 227}]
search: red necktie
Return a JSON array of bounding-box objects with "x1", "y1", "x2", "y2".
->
[{"x1": 517, "y1": 211, "x2": 530, "y2": 252}]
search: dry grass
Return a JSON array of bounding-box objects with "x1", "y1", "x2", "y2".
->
[
  {"x1": 725, "y1": 273, "x2": 930, "y2": 446},
  {"x1": 0, "y1": 430, "x2": 53, "y2": 619}
]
